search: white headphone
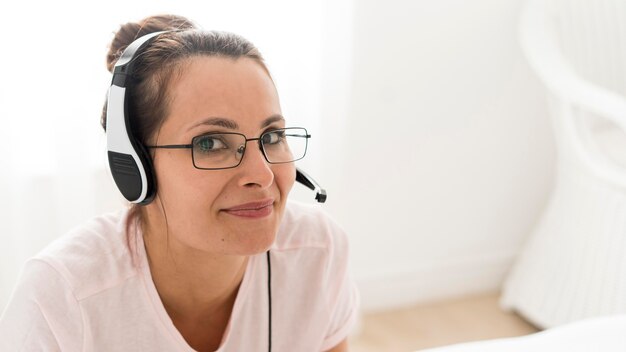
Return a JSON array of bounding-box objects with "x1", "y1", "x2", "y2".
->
[{"x1": 106, "y1": 31, "x2": 165, "y2": 204}]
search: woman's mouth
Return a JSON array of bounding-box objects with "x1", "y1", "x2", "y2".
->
[{"x1": 222, "y1": 199, "x2": 274, "y2": 218}]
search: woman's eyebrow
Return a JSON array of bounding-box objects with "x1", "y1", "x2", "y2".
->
[
  {"x1": 261, "y1": 114, "x2": 285, "y2": 128},
  {"x1": 187, "y1": 117, "x2": 239, "y2": 132},
  {"x1": 187, "y1": 114, "x2": 284, "y2": 132}
]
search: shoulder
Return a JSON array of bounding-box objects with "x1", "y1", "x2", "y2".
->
[
  {"x1": 31, "y1": 208, "x2": 137, "y2": 300},
  {"x1": 273, "y1": 200, "x2": 349, "y2": 252},
  {"x1": 0, "y1": 258, "x2": 85, "y2": 351},
  {"x1": 272, "y1": 200, "x2": 352, "y2": 286}
]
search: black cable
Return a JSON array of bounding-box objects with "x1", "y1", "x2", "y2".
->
[{"x1": 266, "y1": 250, "x2": 272, "y2": 352}]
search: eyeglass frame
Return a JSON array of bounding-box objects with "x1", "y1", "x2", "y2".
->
[{"x1": 145, "y1": 127, "x2": 311, "y2": 170}]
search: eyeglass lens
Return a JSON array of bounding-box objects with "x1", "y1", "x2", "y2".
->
[{"x1": 191, "y1": 128, "x2": 308, "y2": 169}]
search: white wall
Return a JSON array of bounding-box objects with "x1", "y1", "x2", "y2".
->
[{"x1": 317, "y1": 0, "x2": 556, "y2": 311}]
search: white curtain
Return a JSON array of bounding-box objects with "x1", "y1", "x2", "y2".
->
[{"x1": 0, "y1": 0, "x2": 345, "y2": 311}]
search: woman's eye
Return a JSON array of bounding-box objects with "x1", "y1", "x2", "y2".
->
[
  {"x1": 196, "y1": 136, "x2": 228, "y2": 152},
  {"x1": 262, "y1": 131, "x2": 285, "y2": 145}
]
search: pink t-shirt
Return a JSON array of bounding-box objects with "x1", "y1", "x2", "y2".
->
[{"x1": 0, "y1": 201, "x2": 359, "y2": 351}]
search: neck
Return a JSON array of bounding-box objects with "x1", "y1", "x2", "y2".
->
[{"x1": 142, "y1": 222, "x2": 249, "y2": 321}]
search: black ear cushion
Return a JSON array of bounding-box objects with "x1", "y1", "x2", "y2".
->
[
  {"x1": 108, "y1": 151, "x2": 145, "y2": 202},
  {"x1": 134, "y1": 141, "x2": 157, "y2": 205}
]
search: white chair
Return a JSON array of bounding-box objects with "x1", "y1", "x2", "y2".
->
[{"x1": 500, "y1": 0, "x2": 626, "y2": 329}]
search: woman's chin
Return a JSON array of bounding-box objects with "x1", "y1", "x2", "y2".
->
[{"x1": 237, "y1": 232, "x2": 277, "y2": 255}]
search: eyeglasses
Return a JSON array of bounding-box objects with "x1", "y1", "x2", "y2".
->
[{"x1": 146, "y1": 127, "x2": 310, "y2": 170}]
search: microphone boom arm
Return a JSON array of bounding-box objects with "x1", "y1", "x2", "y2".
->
[{"x1": 295, "y1": 168, "x2": 327, "y2": 203}]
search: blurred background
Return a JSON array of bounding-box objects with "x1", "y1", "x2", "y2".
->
[
  {"x1": 2, "y1": 0, "x2": 625, "y2": 350},
  {"x1": 0, "y1": 0, "x2": 551, "y2": 326}
]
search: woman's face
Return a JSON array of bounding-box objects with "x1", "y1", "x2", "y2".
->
[{"x1": 147, "y1": 56, "x2": 296, "y2": 256}]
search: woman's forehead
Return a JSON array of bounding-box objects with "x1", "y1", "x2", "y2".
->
[{"x1": 165, "y1": 56, "x2": 281, "y2": 135}]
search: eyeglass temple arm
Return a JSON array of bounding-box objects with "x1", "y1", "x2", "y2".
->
[{"x1": 296, "y1": 168, "x2": 327, "y2": 203}]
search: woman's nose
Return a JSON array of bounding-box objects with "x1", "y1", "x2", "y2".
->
[{"x1": 236, "y1": 144, "x2": 274, "y2": 189}]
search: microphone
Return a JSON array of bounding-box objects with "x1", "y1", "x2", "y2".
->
[{"x1": 295, "y1": 168, "x2": 327, "y2": 203}]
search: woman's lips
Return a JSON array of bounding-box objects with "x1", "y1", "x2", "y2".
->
[{"x1": 222, "y1": 199, "x2": 274, "y2": 218}]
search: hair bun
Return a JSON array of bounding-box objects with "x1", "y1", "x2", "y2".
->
[{"x1": 106, "y1": 14, "x2": 197, "y2": 72}]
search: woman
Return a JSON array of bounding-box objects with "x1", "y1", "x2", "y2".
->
[{"x1": 0, "y1": 14, "x2": 359, "y2": 351}]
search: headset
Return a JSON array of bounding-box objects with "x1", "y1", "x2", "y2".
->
[{"x1": 106, "y1": 31, "x2": 327, "y2": 205}]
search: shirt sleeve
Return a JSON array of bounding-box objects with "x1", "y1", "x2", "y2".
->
[
  {"x1": 0, "y1": 259, "x2": 83, "y2": 351},
  {"x1": 320, "y1": 221, "x2": 361, "y2": 351}
]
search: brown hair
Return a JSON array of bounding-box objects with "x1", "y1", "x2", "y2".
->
[
  {"x1": 101, "y1": 14, "x2": 270, "y2": 143},
  {"x1": 101, "y1": 14, "x2": 271, "y2": 261}
]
